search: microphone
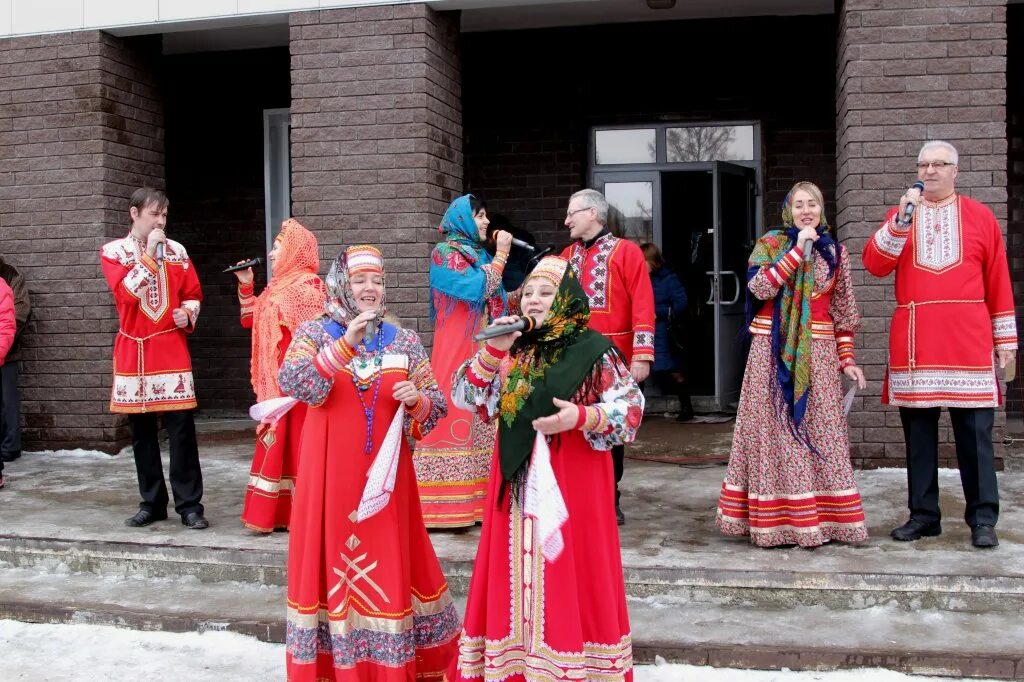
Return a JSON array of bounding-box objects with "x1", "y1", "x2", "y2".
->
[
  {"x1": 898, "y1": 180, "x2": 926, "y2": 226},
  {"x1": 803, "y1": 239, "x2": 814, "y2": 263},
  {"x1": 223, "y1": 257, "x2": 265, "y2": 273},
  {"x1": 156, "y1": 242, "x2": 164, "y2": 266},
  {"x1": 473, "y1": 316, "x2": 536, "y2": 342},
  {"x1": 510, "y1": 237, "x2": 534, "y2": 252},
  {"x1": 363, "y1": 312, "x2": 378, "y2": 346}
]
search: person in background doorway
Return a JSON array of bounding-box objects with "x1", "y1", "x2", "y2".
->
[
  {"x1": 716, "y1": 181, "x2": 868, "y2": 548},
  {"x1": 641, "y1": 242, "x2": 694, "y2": 422}
]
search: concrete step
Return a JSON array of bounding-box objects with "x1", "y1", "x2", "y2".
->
[
  {"x1": 3, "y1": 534, "x2": 1024, "y2": 615},
  {"x1": 1, "y1": 564, "x2": 1020, "y2": 679}
]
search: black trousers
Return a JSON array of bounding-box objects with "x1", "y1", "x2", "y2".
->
[
  {"x1": 0, "y1": 361, "x2": 21, "y2": 475},
  {"x1": 128, "y1": 410, "x2": 204, "y2": 517},
  {"x1": 898, "y1": 407, "x2": 998, "y2": 527}
]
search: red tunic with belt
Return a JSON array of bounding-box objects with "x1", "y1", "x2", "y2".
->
[
  {"x1": 101, "y1": 236, "x2": 203, "y2": 413},
  {"x1": 862, "y1": 194, "x2": 1017, "y2": 408},
  {"x1": 561, "y1": 233, "x2": 655, "y2": 364}
]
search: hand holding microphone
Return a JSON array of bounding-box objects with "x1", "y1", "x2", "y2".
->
[
  {"x1": 898, "y1": 181, "x2": 925, "y2": 227},
  {"x1": 147, "y1": 228, "x2": 166, "y2": 263},
  {"x1": 343, "y1": 309, "x2": 380, "y2": 349},
  {"x1": 224, "y1": 257, "x2": 264, "y2": 275},
  {"x1": 473, "y1": 315, "x2": 536, "y2": 349},
  {"x1": 796, "y1": 226, "x2": 819, "y2": 262}
]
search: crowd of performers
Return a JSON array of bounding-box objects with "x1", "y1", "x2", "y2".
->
[{"x1": 98, "y1": 139, "x2": 1016, "y2": 680}]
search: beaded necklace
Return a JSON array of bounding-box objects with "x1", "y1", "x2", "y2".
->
[{"x1": 350, "y1": 324, "x2": 384, "y2": 454}]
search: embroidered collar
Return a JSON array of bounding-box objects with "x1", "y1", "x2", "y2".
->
[
  {"x1": 922, "y1": 193, "x2": 957, "y2": 209},
  {"x1": 582, "y1": 228, "x2": 613, "y2": 250}
]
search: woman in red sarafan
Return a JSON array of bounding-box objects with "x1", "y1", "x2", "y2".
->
[
  {"x1": 414, "y1": 194, "x2": 512, "y2": 529},
  {"x1": 234, "y1": 218, "x2": 325, "y2": 533},
  {"x1": 278, "y1": 245, "x2": 459, "y2": 682},
  {"x1": 716, "y1": 182, "x2": 868, "y2": 548},
  {"x1": 447, "y1": 256, "x2": 643, "y2": 682}
]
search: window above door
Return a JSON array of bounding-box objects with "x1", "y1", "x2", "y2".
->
[{"x1": 593, "y1": 122, "x2": 759, "y2": 168}]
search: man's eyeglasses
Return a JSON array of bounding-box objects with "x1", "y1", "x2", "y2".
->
[
  {"x1": 917, "y1": 161, "x2": 955, "y2": 170},
  {"x1": 566, "y1": 207, "x2": 591, "y2": 219}
]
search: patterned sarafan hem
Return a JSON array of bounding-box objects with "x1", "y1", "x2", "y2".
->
[
  {"x1": 456, "y1": 634, "x2": 632, "y2": 682},
  {"x1": 716, "y1": 483, "x2": 867, "y2": 548},
  {"x1": 286, "y1": 601, "x2": 460, "y2": 668}
]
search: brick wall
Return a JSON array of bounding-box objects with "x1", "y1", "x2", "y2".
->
[
  {"x1": 289, "y1": 3, "x2": 462, "y2": 346},
  {"x1": 462, "y1": 16, "x2": 839, "y2": 253},
  {"x1": 0, "y1": 32, "x2": 164, "y2": 451},
  {"x1": 836, "y1": 0, "x2": 1008, "y2": 468},
  {"x1": 1007, "y1": 4, "x2": 1023, "y2": 422},
  {"x1": 164, "y1": 48, "x2": 290, "y2": 415}
]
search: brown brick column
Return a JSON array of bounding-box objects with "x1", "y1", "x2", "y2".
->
[
  {"x1": 289, "y1": 3, "x2": 462, "y2": 347},
  {"x1": 836, "y1": 0, "x2": 1008, "y2": 467},
  {"x1": 0, "y1": 32, "x2": 164, "y2": 452}
]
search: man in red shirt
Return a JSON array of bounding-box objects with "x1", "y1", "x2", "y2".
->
[
  {"x1": 100, "y1": 188, "x2": 207, "y2": 529},
  {"x1": 561, "y1": 189, "x2": 655, "y2": 524},
  {"x1": 863, "y1": 141, "x2": 1016, "y2": 549}
]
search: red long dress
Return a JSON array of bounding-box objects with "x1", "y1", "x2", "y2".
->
[
  {"x1": 279, "y1": 320, "x2": 460, "y2": 681},
  {"x1": 447, "y1": 346, "x2": 644, "y2": 681},
  {"x1": 239, "y1": 323, "x2": 308, "y2": 532}
]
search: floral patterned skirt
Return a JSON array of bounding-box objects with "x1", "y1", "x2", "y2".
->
[{"x1": 716, "y1": 335, "x2": 868, "y2": 548}]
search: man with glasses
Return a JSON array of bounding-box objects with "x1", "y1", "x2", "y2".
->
[
  {"x1": 863, "y1": 140, "x2": 1016, "y2": 548},
  {"x1": 562, "y1": 188, "x2": 655, "y2": 525}
]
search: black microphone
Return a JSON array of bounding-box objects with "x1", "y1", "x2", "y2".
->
[
  {"x1": 223, "y1": 257, "x2": 265, "y2": 273},
  {"x1": 898, "y1": 180, "x2": 926, "y2": 226},
  {"x1": 803, "y1": 239, "x2": 814, "y2": 263},
  {"x1": 156, "y1": 242, "x2": 164, "y2": 266},
  {"x1": 364, "y1": 312, "x2": 378, "y2": 346},
  {"x1": 473, "y1": 316, "x2": 536, "y2": 342},
  {"x1": 510, "y1": 237, "x2": 534, "y2": 252}
]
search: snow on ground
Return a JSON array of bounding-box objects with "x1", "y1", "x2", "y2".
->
[{"x1": 0, "y1": 620, "x2": 1001, "y2": 682}]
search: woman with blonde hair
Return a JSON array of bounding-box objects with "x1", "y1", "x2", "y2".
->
[{"x1": 716, "y1": 181, "x2": 868, "y2": 548}]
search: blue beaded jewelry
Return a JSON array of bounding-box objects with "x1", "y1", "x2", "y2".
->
[{"x1": 351, "y1": 324, "x2": 384, "y2": 454}]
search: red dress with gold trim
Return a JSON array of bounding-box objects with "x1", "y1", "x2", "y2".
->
[
  {"x1": 863, "y1": 194, "x2": 1018, "y2": 407},
  {"x1": 562, "y1": 233, "x2": 655, "y2": 364},
  {"x1": 447, "y1": 346, "x2": 644, "y2": 682},
  {"x1": 238, "y1": 306, "x2": 306, "y2": 532},
  {"x1": 279, "y1": 321, "x2": 460, "y2": 682},
  {"x1": 100, "y1": 236, "x2": 202, "y2": 413},
  {"x1": 414, "y1": 247, "x2": 505, "y2": 528}
]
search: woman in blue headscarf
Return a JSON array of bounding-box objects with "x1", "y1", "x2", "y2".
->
[{"x1": 414, "y1": 194, "x2": 513, "y2": 528}]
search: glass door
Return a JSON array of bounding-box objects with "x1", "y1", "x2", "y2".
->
[
  {"x1": 711, "y1": 161, "x2": 757, "y2": 410},
  {"x1": 591, "y1": 172, "x2": 660, "y2": 245}
]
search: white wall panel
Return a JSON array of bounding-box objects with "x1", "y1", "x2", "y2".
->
[
  {"x1": 85, "y1": 0, "x2": 158, "y2": 27},
  {"x1": 12, "y1": 0, "x2": 83, "y2": 34},
  {"x1": 158, "y1": 0, "x2": 236, "y2": 22}
]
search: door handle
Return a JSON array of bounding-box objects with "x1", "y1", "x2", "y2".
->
[
  {"x1": 705, "y1": 271, "x2": 718, "y2": 305},
  {"x1": 722, "y1": 271, "x2": 742, "y2": 305}
]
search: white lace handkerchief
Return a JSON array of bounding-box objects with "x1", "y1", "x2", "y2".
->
[
  {"x1": 523, "y1": 431, "x2": 569, "y2": 562},
  {"x1": 356, "y1": 405, "x2": 406, "y2": 523},
  {"x1": 249, "y1": 396, "x2": 299, "y2": 425}
]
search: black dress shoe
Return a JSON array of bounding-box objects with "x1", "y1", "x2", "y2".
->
[
  {"x1": 182, "y1": 512, "x2": 209, "y2": 530},
  {"x1": 971, "y1": 524, "x2": 998, "y2": 548},
  {"x1": 125, "y1": 509, "x2": 167, "y2": 527},
  {"x1": 890, "y1": 518, "x2": 942, "y2": 541},
  {"x1": 615, "y1": 503, "x2": 625, "y2": 526}
]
